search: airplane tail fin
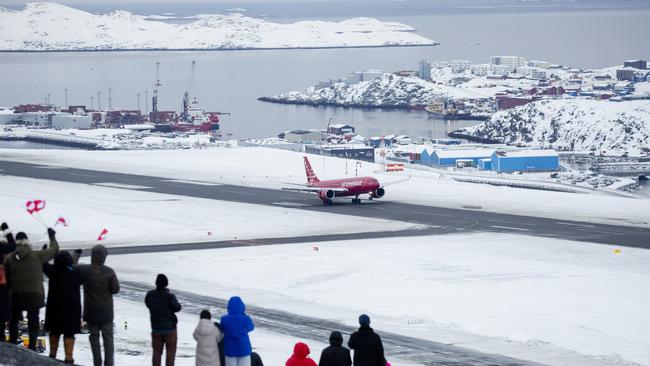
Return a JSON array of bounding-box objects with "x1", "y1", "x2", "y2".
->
[{"x1": 303, "y1": 156, "x2": 320, "y2": 185}]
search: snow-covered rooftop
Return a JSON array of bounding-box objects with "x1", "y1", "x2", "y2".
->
[
  {"x1": 495, "y1": 149, "x2": 559, "y2": 158},
  {"x1": 431, "y1": 148, "x2": 495, "y2": 158}
]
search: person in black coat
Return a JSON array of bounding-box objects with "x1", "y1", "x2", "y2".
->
[
  {"x1": 0, "y1": 222, "x2": 17, "y2": 341},
  {"x1": 145, "y1": 274, "x2": 182, "y2": 366},
  {"x1": 319, "y1": 331, "x2": 351, "y2": 366},
  {"x1": 348, "y1": 315, "x2": 385, "y2": 366},
  {"x1": 44, "y1": 250, "x2": 85, "y2": 363}
]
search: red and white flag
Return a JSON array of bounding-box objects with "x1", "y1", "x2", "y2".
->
[
  {"x1": 54, "y1": 217, "x2": 68, "y2": 227},
  {"x1": 97, "y1": 228, "x2": 109, "y2": 241}
]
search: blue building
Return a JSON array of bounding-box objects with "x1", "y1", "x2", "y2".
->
[
  {"x1": 491, "y1": 150, "x2": 559, "y2": 172},
  {"x1": 426, "y1": 148, "x2": 495, "y2": 167},
  {"x1": 478, "y1": 158, "x2": 492, "y2": 170}
]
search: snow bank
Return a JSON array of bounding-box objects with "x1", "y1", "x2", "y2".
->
[
  {"x1": 1, "y1": 147, "x2": 648, "y2": 227},
  {"x1": 460, "y1": 99, "x2": 650, "y2": 156},
  {"x1": 0, "y1": 2, "x2": 436, "y2": 51},
  {"x1": 0, "y1": 175, "x2": 413, "y2": 248},
  {"x1": 109, "y1": 234, "x2": 650, "y2": 366}
]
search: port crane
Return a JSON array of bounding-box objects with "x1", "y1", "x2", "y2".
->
[
  {"x1": 180, "y1": 60, "x2": 196, "y2": 123},
  {"x1": 151, "y1": 61, "x2": 161, "y2": 123}
]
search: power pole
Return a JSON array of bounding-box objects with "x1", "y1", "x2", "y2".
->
[
  {"x1": 97, "y1": 91, "x2": 102, "y2": 111},
  {"x1": 90, "y1": 96, "x2": 94, "y2": 110},
  {"x1": 46, "y1": 93, "x2": 51, "y2": 106},
  {"x1": 108, "y1": 88, "x2": 112, "y2": 110},
  {"x1": 64, "y1": 88, "x2": 68, "y2": 109},
  {"x1": 137, "y1": 93, "x2": 141, "y2": 112}
]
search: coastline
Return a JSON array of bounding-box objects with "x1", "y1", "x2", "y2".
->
[{"x1": 0, "y1": 42, "x2": 439, "y2": 53}]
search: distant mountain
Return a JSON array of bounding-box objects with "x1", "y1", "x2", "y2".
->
[
  {"x1": 0, "y1": 2, "x2": 436, "y2": 51},
  {"x1": 458, "y1": 99, "x2": 650, "y2": 156}
]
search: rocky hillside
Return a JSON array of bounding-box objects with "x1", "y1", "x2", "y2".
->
[
  {"x1": 459, "y1": 99, "x2": 650, "y2": 156},
  {"x1": 260, "y1": 73, "x2": 488, "y2": 108},
  {"x1": 0, "y1": 2, "x2": 436, "y2": 51}
]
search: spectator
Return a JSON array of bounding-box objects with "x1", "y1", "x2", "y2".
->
[
  {"x1": 251, "y1": 352, "x2": 264, "y2": 366},
  {"x1": 77, "y1": 244, "x2": 120, "y2": 366},
  {"x1": 220, "y1": 296, "x2": 254, "y2": 366},
  {"x1": 145, "y1": 274, "x2": 182, "y2": 366},
  {"x1": 213, "y1": 319, "x2": 226, "y2": 366},
  {"x1": 0, "y1": 222, "x2": 17, "y2": 341},
  {"x1": 43, "y1": 251, "x2": 85, "y2": 363},
  {"x1": 286, "y1": 342, "x2": 317, "y2": 366},
  {"x1": 348, "y1": 315, "x2": 385, "y2": 366},
  {"x1": 193, "y1": 309, "x2": 223, "y2": 366},
  {"x1": 319, "y1": 331, "x2": 352, "y2": 366},
  {"x1": 3, "y1": 228, "x2": 58, "y2": 350}
]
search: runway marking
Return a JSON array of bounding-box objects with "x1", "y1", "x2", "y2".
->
[
  {"x1": 164, "y1": 179, "x2": 222, "y2": 186},
  {"x1": 486, "y1": 219, "x2": 536, "y2": 226},
  {"x1": 414, "y1": 211, "x2": 454, "y2": 217},
  {"x1": 36, "y1": 165, "x2": 66, "y2": 169},
  {"x1": 490, "y1": 225, "x2": 530, "y2": 231},
  {"x1": 272, "y1": 202, "x2": 309, "y2": 207},
  {"x1": 93, "y1": 182, "x2": 153, "y2": 190},
  {"x1": 556, "y1": 222, "x2": 596, "y2": 228}
]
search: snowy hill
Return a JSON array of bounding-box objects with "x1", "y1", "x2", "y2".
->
[
  {"x1": 0, "y1": 2, "x2": 436, "y2": 51},
  {"x1": 260, "y1": 73, "x2": 489, "y2": 108},
  {"x1": 458, "y1": 99, "x2": 650, "y2": 156}
]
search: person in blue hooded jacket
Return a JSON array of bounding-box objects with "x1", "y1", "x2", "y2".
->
[{"x1": 220, "y1": 296, "x2": 254, "y2": 366}]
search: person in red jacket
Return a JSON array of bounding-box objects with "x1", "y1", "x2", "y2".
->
[{"x1": 286, "y1": 342, "x2": 317, "y2": 366}]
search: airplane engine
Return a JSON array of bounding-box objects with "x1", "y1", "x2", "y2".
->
[
  {"x1": 371, "y1": 187, "x2": 385, "y2": 199},
  {"x1": 319, "y1": 189, "x2": 335, "y2": 200}
]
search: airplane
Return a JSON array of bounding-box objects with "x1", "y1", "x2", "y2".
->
[{"x1": 282, "y1": 156, "x2": 387, "y2": 205}]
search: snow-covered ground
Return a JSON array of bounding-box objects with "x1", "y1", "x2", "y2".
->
[
  {"x1": 108, "y1": 233, "x2": 650, "y2": 366},
  {"x1": 72, "y1": 298, "x2": 336, "y2": 366},
  {"x1": 461, "y1": 99, "x2": 650, "y2": 157},
  {"x1": 1, "y1": 126, "x2": 225, "y2": 150},
  {"x1": 0, "y1": 175, "x2": 413, "y2": 248},
  {"x1": 1, "y1": 147, "x2": 648, "y2": 227},
  {"x1": 0, "y1": 2, "x2": 436, "y2": 51}
]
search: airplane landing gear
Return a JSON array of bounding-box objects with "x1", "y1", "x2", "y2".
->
[
  {"x1": 323, "y1": 199, "x2": 333, "y2": 205},
  {"x1": 352, "y1": 197, "x2": 361, "y2": 204}
]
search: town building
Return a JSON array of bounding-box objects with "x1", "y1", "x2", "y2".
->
[
  {"x1": 419, "y1": 60, "x2": 432, "y2": 80},
  {"x1": 490, "y1": 64, "x2": 511, "y2": 76},
  {"x1": 51, "y1": 114, "x2": 92, "y2": 129},
  {"x1": 624, "y1": 60, "x2": 647, "y2": 70},
  {"x1": 616, "y1": 68, "x2": 637, "y2": 81},
  {"x1": 491, "y1": 149, "x2": 559, "y2": 172},
  {"x1": 305, "y1": 145, "x2": 375, "y2": 162},
  {"x1": 421, "y1": 148, "x2": 495, "y2": 166},
  {"x1": 471, "y1": 64, "x2": 491, "y2": 76},
  {"x1": 451, "y1": 60, "x2": 471, "y2": 73},
  {"x1": 496, "y1": 96, "x2": 534, "y2": 110},
  {"x1": 490, "y1": 56, "x2": 527, "y2": 72},
  {"x1": 328, "y1": 123, "x2": 355, "y2": 135}
]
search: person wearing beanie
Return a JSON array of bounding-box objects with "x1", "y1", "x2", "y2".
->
[
  {"x1": 220, "y1": 296, "x2": 254, "y2": 366},
  {"x1": 193, "y1": 310, "x2": 223, "y2": 366},
  {"x1": 348, "y1": 315, "x2": 386, "y2": 366},
  {"x1": 3, "y1": 227, "x2": 59, "y2": 349},
  {"x1": 145, "y1": 273, "x2": 182, "y2": 366},
  {"x1": 0, "y1": 222, "x2": 17, "y2": 342},
  {"x1": 43, "y1": 251, "x2": 85, "y2": 363},
  {"x1": 319, "y1": 331, "x2": 351, "y2": 366},
  {"x1": 76, "y1": 244, "x2": 120, "y2": 366}
]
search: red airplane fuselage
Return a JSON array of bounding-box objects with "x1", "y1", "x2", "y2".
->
[
  {"x1": 302, "y1": 156, "x2": 385, "y2": 203},
  {"x1": 309, "y1": 176, "x2": 381, "y2": 197}
]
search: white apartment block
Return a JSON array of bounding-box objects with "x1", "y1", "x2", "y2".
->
[
  {"x1": 490, "y1": 56, "x2": 527, "y2": 72},
  {"x1": 451, "y1": 60, "x2": 471, "y2": 73}
]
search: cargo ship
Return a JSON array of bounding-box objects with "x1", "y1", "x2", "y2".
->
[{"x1": 425, "y1": 100, "x2": 490, "y2": 121}]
